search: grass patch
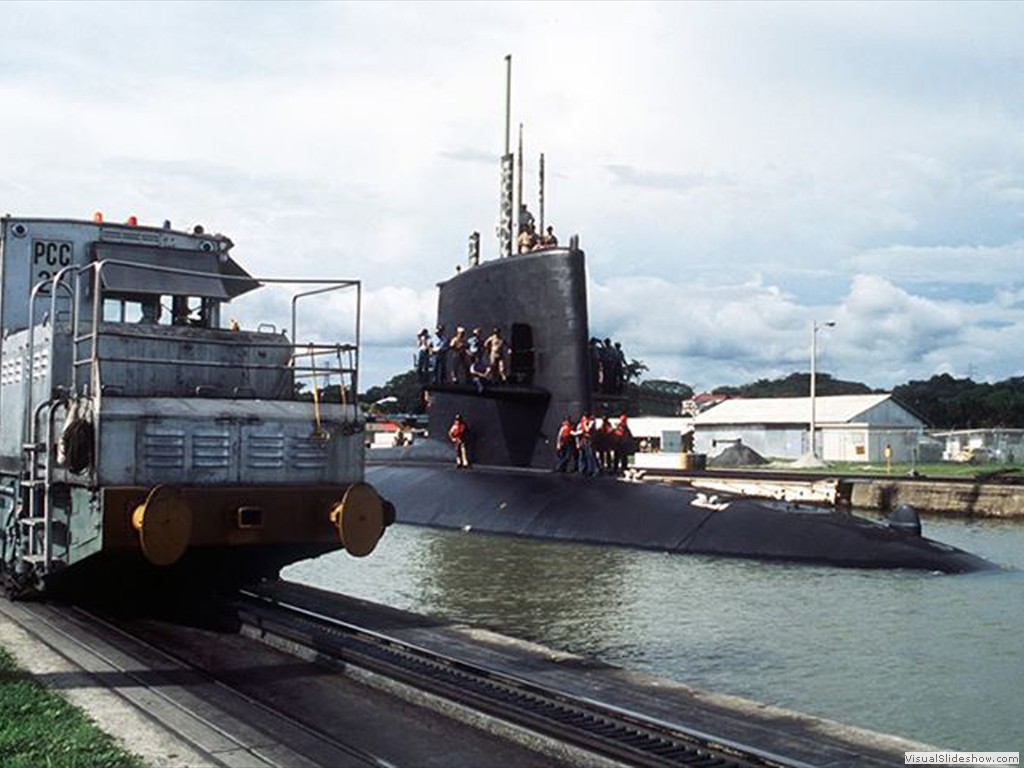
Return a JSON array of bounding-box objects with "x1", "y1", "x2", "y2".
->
[
  {"x1": 812, "y1": 462, "x2": 1024, "y2": 479},
  {"x1": 0, "y1": 646, "x2": 143, "y2": 768}
]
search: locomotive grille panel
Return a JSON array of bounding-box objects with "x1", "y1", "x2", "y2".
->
[
  {"x1": 31, "y1": 350, "x2": 49, "y2": 381},
  {"x1": 288, "y1": 436, "x2": 329, "y2": 470},
  {"x1": 192, "y1": 432, "x2": 231, "y2": 468},
  {"x1": 247, "y1": 435, "x2": 286, "y2": 469},
  {"x1": 1, "y1": 358, "x2": 22, "y2": 386},
  {"x1": 143, "y1": 430, "x2": 186, "y2": 469}
]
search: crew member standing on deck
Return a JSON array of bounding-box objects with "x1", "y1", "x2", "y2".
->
[
  {"x1": 613, "y1": 413, "x2": 634, "y2": 474},
  {"x1": 484, "y1": 327, "x2": 508, "y2": 382},
  {"x1": 415, "y1": 328, "x2": 431, "y2": 384},
  {"x1": 575, "y1": 412, "x2": 599, "y2": 476},
  {"x1": 539, "y1": 225, "x2": 558, "y2": 248},
  {"x1": 449, "y1": 414, "x2": 470, "y2": 468},
  {"x1": 432, "y1": 324, "x2": 449, "y2": 385},
  {"x1": 555, "y1": 417, "x2": 575, "y2": 472}
]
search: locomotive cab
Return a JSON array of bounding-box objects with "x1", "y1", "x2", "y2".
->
[{"x1": 0, "y1": 215, "x2": 390, "y2": 597}]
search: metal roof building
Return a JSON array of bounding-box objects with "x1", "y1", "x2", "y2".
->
[{"x1": 693, "y1": 394, "x2": 925, "y2": 463}]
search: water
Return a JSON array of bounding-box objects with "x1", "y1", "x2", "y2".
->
[{"x1": 284, "y1": 516, "x2": 1023, "y2": 750}]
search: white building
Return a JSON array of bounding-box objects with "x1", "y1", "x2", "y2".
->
[
  {"x1": 933, "y1": 428, "x2": 1024, "y2": 463},
  {"x1": 693, "y1": 394, "x2": 925, "y2": 463}
]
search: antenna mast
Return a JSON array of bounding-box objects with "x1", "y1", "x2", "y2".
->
[
  {"x1": 499, "y1": 55, "x2": 514, "y2": 259},
  {"x1": 517, "y1": 123, "x2": 524, "y2": 240},
  {"x1": 539, "y1": 152, "x2": 545, "y2": 234}
]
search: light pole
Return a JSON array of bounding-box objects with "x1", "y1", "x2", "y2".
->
[
  {"x1": 369, "y1": 396, "x2": 398, "y2": 417},
  {"x1": 809, "y1": 320, "x2": 835, "y2": 461}
]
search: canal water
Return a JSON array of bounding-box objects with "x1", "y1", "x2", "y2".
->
[{"x1": 284, "y1": 515, "x2": 1023, "y2": 751}]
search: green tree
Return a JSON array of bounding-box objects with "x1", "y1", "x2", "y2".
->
[
  {"x1": 714, "y1": 372, "x2": 876, "y2": 399},
  {"x1": 893, "y1": 374, "x2": 1024, "y2": 428},
  {"x1": 361, "y1": 370, "x2": 425, "y2": 414},
  {"x1": 623, "y1": 377, "x2": 695, "y2": 416},
  {"x1": 624, "y1": 358, "x2": 649, "y2": 384}
]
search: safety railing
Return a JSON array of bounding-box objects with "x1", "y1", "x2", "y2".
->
[{"x1": 21, "y1": 260, "x2": 364, "y2": 470}]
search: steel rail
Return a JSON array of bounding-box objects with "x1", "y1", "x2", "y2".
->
[
  {"x1": 235, "y1": 589, "x2": 814, "y2": 768},
  {"x1": 6, "y1": 599, "x2": 392, "y2": 768}
]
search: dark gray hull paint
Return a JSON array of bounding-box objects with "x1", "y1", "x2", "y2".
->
[
  {"x1": 430, "y1": 248, "x2": 589, "y2": 468},
  {"x1": 367, "y1": 463, "x2": 998, "y2": 574}
]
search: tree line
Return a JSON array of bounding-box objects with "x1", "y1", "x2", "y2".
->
[{"x1": 360, "y1": 368, "x2": 1024, "y2": 430}]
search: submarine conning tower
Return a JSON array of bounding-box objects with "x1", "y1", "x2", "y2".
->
[{"x1": 427, "y1": 245, "x2": 596, "y2": 469}]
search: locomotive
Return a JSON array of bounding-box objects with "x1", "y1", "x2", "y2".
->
[{"x1": 0, "y1": 214, "x2": 391, "y2": 597}]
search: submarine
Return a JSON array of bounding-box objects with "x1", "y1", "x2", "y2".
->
[
  {"x1": 365, "y1": 244, "x2": 997, "y2": 574},
  {"x1": 366, "y1": 56, "x2": 995, "y2": 574}
]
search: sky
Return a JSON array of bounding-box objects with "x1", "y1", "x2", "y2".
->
[{"x1": 3, "y1": 0, "x2": 1024, "y2": 392}]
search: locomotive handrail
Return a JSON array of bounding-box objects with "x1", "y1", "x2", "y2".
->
[
  {"x1": 64, "y1": 259, "x2": 364, "y2": 403},
  {"x1": 290, "y1": 281, "x2": 362, "y2": 401}
]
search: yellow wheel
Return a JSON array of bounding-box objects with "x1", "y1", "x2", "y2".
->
[
  {"x1": 131, "y1": 486, "x2": 193, "y2": 566},
  {"x1": 331, "y1": 483, "x2": 384, "y2": 557}
]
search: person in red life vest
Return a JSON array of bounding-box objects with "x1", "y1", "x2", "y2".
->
[
  {"x1": 555, "y1": 417, "x2": 575, "y2": 472},
  {"x1": 613, "y1": 413, "x2": 635, "y2": 474},
  {"x1": 448, "y1": 413, "x2": 470, "y2": 468},
  {"x1": 574, "y1": 412, "x2": 599, "y2": 475},
  {"x1": 594, "y1": 417, "x2": 615, "y2": 473}
]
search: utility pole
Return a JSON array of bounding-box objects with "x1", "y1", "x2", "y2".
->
[{"x1": 809, "y1": 320, "x2": 836, "y2": 460}]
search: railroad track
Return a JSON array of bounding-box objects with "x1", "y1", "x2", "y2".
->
[
  {"x1": 0, "y1": 596, "x2": 393, "y2": 767},
  {"x1": 234, "y1": 588, "x2": 814, "y2": 768}
]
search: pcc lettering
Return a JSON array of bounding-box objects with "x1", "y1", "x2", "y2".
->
[{"x1": 31, "y1": 240, "x2": 73, "y2": 283}]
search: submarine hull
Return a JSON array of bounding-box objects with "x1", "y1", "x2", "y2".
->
[
  {"x1": 389, "y1": 235, "x2": 998, "y2": 573},
  {"x1": 367, "y1": 462, "x2": 998, "y2": 574}
]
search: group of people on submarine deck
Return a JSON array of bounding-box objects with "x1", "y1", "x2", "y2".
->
[
  {"x1": 447, "y1": 411, "x2": 635, "y2": 474},
  {"x1": 589, "y1": 337, "x2": 628, "y2": 396},
  {"x1": 557, "y1": 413, "x2": 635, "y2": 476},
  {"x1": 517, "y1": 221, "x2": 558, "y2": 253},
  {"x1": 417, "y1": 325, "x2": 511, "y2": 390}
]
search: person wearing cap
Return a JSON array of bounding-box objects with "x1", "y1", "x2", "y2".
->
[
  {"x1": 448, "y1": 414, "x2": 470, "y2": 468},
  {"x1": 468, "y1": 327, "x2": 484, "y2": 367},
  {"x1": 415, "y1": 328, "x2": 432, "y2": 384},
  {"x1": 555, "y1": 417, "x2": 575, "y2": 472},
  {"x1": 613, "y1": 413, "x2": 634, "y2": 474},
  {"x1": 450, "y1": 326, "x2": 469, "y2": 384},
  {"x1": 432, "y1": 324, "x2": 449, "y2": 385}
]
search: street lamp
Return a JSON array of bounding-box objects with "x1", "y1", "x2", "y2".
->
[
  {"x1": 809, "y1": 320, "x2": 836, "y2": 461},
  {"x1": 368, "y1": 396, "x2": 398, "y2": 417}
]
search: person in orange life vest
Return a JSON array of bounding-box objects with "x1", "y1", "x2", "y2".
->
[
  {"x1": 555, "y1": 417, "x2": 575, "y2": 472},
  {"x1": 594, "y1": 417, "x2": 615, "y2": 473},
  {"x1": 574, "y1": 412, "x2": 599, "y2": 475},
  {"x1": 448, "y1": 413, "x2": 470, "y2": 468},
  {"x1": 613, "y1": 413, "x2": 635, "y2": 474}
]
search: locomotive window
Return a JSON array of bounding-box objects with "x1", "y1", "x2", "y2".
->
[
  {"x1": 103, "y1": 295, "x2": 167, "y2": 324},
  {"x1": 103, "y1": 298, "x2": 130, "y2": 322},
  {"x1": 172, "y1": 296, "x2": 210, "y2": 327}
]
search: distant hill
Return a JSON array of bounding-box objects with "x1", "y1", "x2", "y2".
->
[
  {"x1": 712, "y1": 372, "x2": 877, "y2": 399},
  {"x1": 893, "y1": 374, "x2": 1024, "y2": 429}
]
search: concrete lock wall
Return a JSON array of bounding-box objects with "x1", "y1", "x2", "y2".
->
[{"x1": 851, "y1": 479, "x2": 1024, "y2": 518}]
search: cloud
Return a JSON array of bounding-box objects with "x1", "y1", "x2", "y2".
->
[
  {"x1": 582, "y1": 271, "x2": 1024, "y2": 390},
  {"x1": 605, "y1": 165, "x2": 736, "y2": 194},
  {"x1": 3, "y1": 1, "x2": 1024, "y2": 391}
]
